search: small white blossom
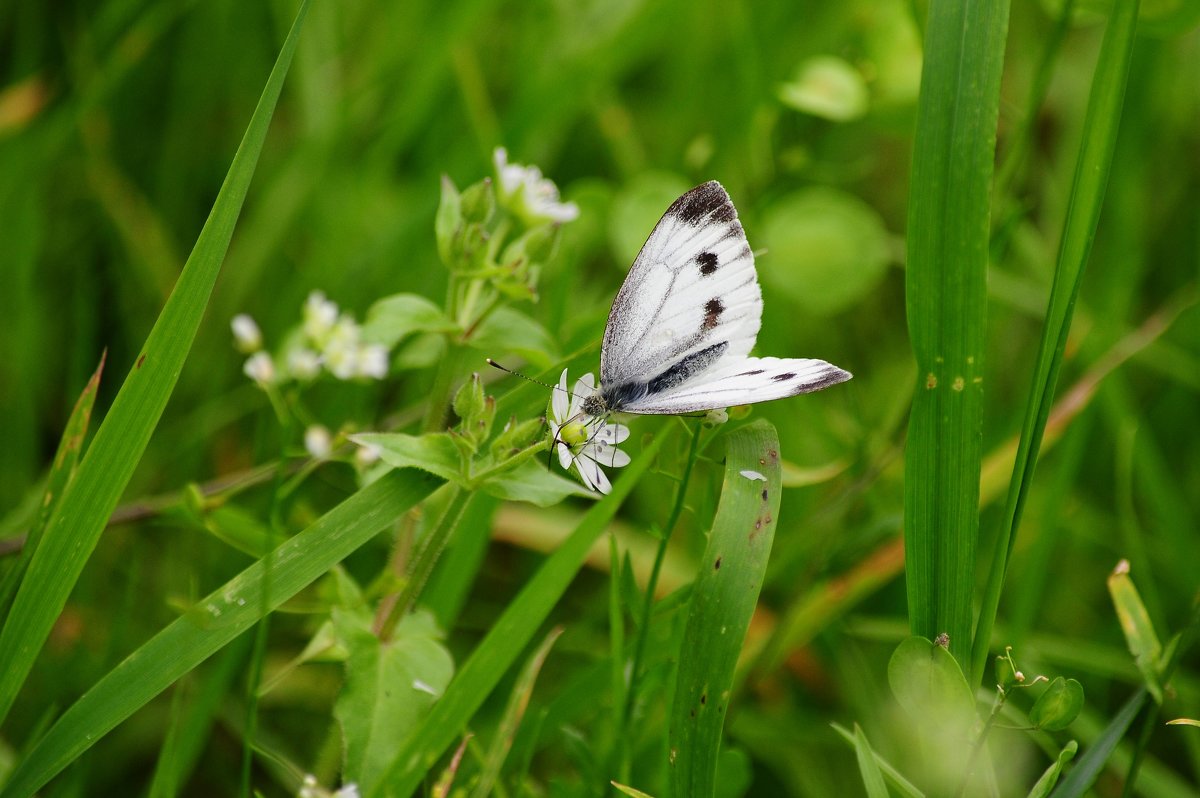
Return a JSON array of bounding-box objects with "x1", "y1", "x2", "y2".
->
[
  {"x1": 548, "y1": 369, "x2": 629, "y2": 494},
  {"x1": 243, "y1": 352, "x2": 276, "y2": 386},
  {"x1": 287, "y1": 347, "x2": 322, "y2": 380},
  {"x1": 355, "y1": 442, "x2": 382, "y2": 466},
  {"x1": 333, "y1": 786, "x2": 360, "y2": 798},
  {"x1": 303, "y1": 291, "x2": 339, "y2": 344},
  {"x1": 355, "y1": 344, "x2": 389, "y2": 379},
  {"x1": 304, "y1": 425, "x2": 332, "y2": 459},
  {"x1": 493, "y1": 147, "x2": 579, "y2": 225},
  {"x1": 230, "y1": 314, "x2": 262, "y2": 353}
]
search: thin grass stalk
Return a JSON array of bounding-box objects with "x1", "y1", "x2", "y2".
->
[{"x1": 970, "y1": 0, "x2": 1142, "y2": 687}]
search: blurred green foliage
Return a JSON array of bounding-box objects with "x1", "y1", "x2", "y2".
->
[{"x1": 1, "y1": 0, "x2": 1198, "y2": 795}]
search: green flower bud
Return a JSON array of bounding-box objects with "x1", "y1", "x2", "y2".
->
[
  {"x1": 460, "y1": 177, "x2": 496, "y2": 226},
  {"x1": 453, "y1": 373, "x2": 485, "y2": 423},
  {"x1": 435, "y1": 175, "x2": 463, "y2": 268},
  {"x1": 490, "y1": 416, "x2": 545, "y2": 457}
]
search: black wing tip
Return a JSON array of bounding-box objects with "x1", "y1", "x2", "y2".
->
[
  {"x1": 792, "y1": 364, "x2": 853, "y2": 395},
  {"x1": 669, "y1": 181, "x2": 737, "y2": 225}
]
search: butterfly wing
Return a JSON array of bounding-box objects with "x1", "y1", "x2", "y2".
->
[
  {"x1": 614, "y1": 355, "x2": 851, "y2": 414},
  {"x1": 600, "y1": 181, "x2": 762, "y2": 391}
]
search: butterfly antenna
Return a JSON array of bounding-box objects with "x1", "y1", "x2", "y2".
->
[{"x1": 485, "y1": 358, "x2": 562, "y2": 392}]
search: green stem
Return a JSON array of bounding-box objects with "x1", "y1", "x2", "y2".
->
[
  {"x1": 422, "y1": 340, "x2": 466, "y2": 432},
  {"x1": 379, "y1": 486, "x2": 471, "y2": 641},
  {"x1": 618, "y1": 420, "x2": 702, "y2": 777}
]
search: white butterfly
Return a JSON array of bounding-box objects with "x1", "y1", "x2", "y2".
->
[{"x1": 580, "y1": 181, "x2": 851, "y2": 418}]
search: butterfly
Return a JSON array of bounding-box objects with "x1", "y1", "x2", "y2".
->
[{"x1": 579, "y1": 180, "x2": 851, "y2": 419}]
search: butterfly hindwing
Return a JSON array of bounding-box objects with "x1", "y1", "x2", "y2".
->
[
  {"x1": 616, "y1": 356, "x2": 851, "y2": 414},
  {"x1": 600, "y1": 181, "x2": 763, "y2": 389}
]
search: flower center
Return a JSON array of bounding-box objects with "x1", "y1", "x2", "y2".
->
[{"x1": 560, "y1": 421, "x2": 589, "y2": 447}]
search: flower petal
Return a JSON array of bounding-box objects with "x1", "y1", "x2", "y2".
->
[
  {"x1": 595, "y1": 422, "x2": 629, "y2": 445},
  {"x1": 576, "y1": 455, "x2": 611, "y2": 494},
  {"x1": 582, "y1": 443, "x2": 630, "y2": 468},
  {"x1": 553, "y1": 369, "x2": 570, "y2": 421},
  {"x1": 556, "y1": 440, "x2": 574, "y2": 470}
]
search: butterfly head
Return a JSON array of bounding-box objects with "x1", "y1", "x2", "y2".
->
[{"x1": 580, "y1": 392, "x2": 608, "y2": 418}]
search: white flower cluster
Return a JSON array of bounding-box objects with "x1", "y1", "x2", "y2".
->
[
  {"x1": 548, "y1": 369, "x2": 629, "y2": 494},
  {"x1": 493, "y1": 147, "x2": 579, "y2": 225},
  {"x1": 232, "y1": 291, "x2": 391, "y2": 387}
]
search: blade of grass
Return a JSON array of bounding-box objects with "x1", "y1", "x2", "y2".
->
[
  {"x1": 831, "y1": 723, "x2": 925, "y2": 798},
  {"x1": 0, "y1": 467, "x2": 441, "y2": 798},
  {"x1": 469, "y1": 626, "x2": 563, "y2": 798},
  {"x1": 372, "y1": 428, "x2": 668, "y2": 797},
  {"x1": 1047, "y1": 689, "x2": 1147, "y2": 798},
  {"x1": 0, "y1": 0, "x2": 312, "y2": 726},
  {"x1": 903, "y1": 0, "x2": 1010, "y2": 664},
  {"x1": 668, "y1": 420, "x2": 781, "y2": 798},
  {"x1": 0, "y1": 352, "x2": 104, "y2": 616},
  {"x1": 970, "y1": 0, "x2": 1142, "y2": 687}
]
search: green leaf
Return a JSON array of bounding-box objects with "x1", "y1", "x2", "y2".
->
[
  {"x1": 370, "y1": 428, "x2": 668, "y2": 797},
  {"x1": 1027, "y1": 740, "x2": 1077, "y2": 798},
  {"x1": 1029, "y1": 677, "x2": 1084, "y2": 731},
  {"x1": 760, "y1": 187, "x2": 891, "y2": 316},
  {"x1": 972, "y1": 0, "x2": 1142, "y2": 684},
  {"x1": 1107, "y1": 562, "x2": 1164, "y2": 702},
  {"x1": 853, "y1": 724, "x2": 890, "y2": 798},
  {"x1": 887, "y1": 636, "x2": 976, "y2": 737},
  {"x1": 481, "y1": 459, "x2": 594, "y2": 506},
  {"x1": 0, "y1": 351, "x2": 104, "y2": 617},
  {"x1": 831, "y1": 723, "x2": 926, "y2": 798},
  {"x1": 353, "y1": 432, "x2": 462, "y2": 483},
  {"x1": 777, "y1": 56, "x2": 870, "y2": 121},
  {"x1": 0, "y1": 468, "x2": 441, "y2": 798},
  {"x1": 0, "y1": 0, "x2": 312, "y2": 729},
  {"x1": 362, "y1": 293, "x2": 458, "y2": 348},
  {"x1": 669, "y1": 421, "x2": 782, "y2": 798},
  {"x1": 1048, "y1": 689, "x2": 1146, "y2": 798},
  {"x1": 467, "y1": 306, "x2": 559, "y2": 369},
  {"x1": 336, "y1": 609, "x2": 453, "y2": 795},
  {"x1": 904, "y1": 0, "x2": 1009, "y2": 666}
]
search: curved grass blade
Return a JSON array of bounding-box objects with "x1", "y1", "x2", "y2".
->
[
  {"x1": 0, "y1": 468, "x2": 441, "y2": 798},
  {"x1": 971, "y1": 0, "x2": 1142, "y2": 686},
  {"x1": 0, "y1": 352, "x2": 104, "y2": 616},
  {"x1": 372, "y1": 428, "x2": 668, "y2": 798},
  {"x1": 668, "y1": 420, "x2": 781, "y2": 798},
  {"x1": 0, "y1": 0, "x2": 313, "y2": 727},
  {"x1": 904, "y1": 0, "x2": 1010, "y2": 664},
  {"x1": 1048, "y1": 689, "x2": 1146, "y2": 798}
]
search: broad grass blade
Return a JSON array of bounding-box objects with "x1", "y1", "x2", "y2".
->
[
  {"x1": 904, "y1": 0, "x2": 1010, "y2": 664},
  {"x1": 669, "y1": 420, "x2": 781, "y2": 798}
]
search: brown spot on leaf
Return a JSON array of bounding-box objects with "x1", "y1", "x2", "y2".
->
[
  {"x1": 714, "y1": 557, "x2": 722, "y2": 570},
  {"x1": 137, "y1": 354, "x2": 146, "y2": 369}
]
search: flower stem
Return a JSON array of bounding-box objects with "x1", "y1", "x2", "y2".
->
[
  {"x1": 618, "y1": 420, "x2": 703, "y2": 777},
  {"x1": 378, "y1": 486, "x2": 471, "y2": 641}
]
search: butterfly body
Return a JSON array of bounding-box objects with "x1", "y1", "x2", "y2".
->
[{"x1": 592, "y1": 181, "x2": 851, "y2": 416}]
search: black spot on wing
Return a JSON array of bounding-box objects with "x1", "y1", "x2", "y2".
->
[
  {"x1": 697, "y1": 251, "x2": 718, "y2": 275},
  {"x1": 772, "y1": 372, "x2": 796, "y2": 381},
  {"x1": 668, "y1": 181, "x2": 736, "y2": 225},
  {"x1": 737, "y1": 369, "x2": 765, "y2": 376},
  {"x1": 647, "y1": 341, "x2": 728, "y2": 395},
  {"x1": 702, "y1": 298, "x2": 724, "y2": 330}
]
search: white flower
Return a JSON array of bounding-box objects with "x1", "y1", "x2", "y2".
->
[
  {"x1": 230, "y1": 314, "x2": 262, "y2": 353},
  {"x1": 243, "y1": 352, "x2": 276, "y2": 385},
  {"x1": 303, "y1": 291, "x2": 339, "y2": 344},
  {"x1": 287, "y1": 347, "x2": 322, "y2": 380},
  {"x1": 332, "y1": 786, "x2": 360, "y2": 798},
  {"x1": 493, "y1": 147, "x2": 579, "y2": 225},
  {"x1": 304, "y1": 425, "x2": 332, "y2": 459},
  {"x1": 355, "y1": 344, "x2": 389, "y2": 379},
  {"x1": 548, "y1": 369, "x2": 629, "y2": 494},
  {"x1": 355, "y1": 442, "x2": 382, "y2": 466}
]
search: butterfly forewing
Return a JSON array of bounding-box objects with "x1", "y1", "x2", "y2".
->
[{"x1": 600, "y1": 182, "x2": 762, "y2": 389}]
